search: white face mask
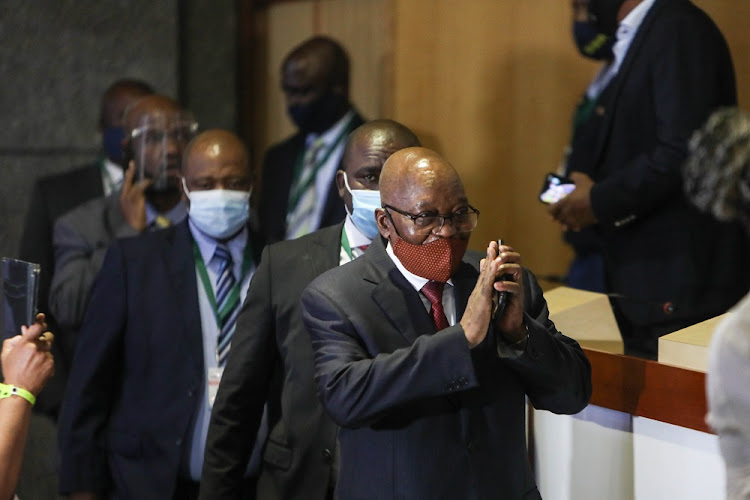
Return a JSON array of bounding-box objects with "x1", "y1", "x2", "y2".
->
[
  {"x1": 343, "y1": 173, "x2": 381, "y2": 239},
  {"x1": 182, "y1": 177, "x2": 251, "y2": 239}
]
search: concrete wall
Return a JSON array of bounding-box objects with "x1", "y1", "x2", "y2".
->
[{"x1": 0, "y1": 0, "x2": 237, "y2": 260}]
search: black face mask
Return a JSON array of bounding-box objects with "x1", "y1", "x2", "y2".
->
[
  {"x1": 288, "y1": 89, "x2": 349, "y2": 134},
  {"x1": 573, "y1": 21, "x2": 615, "y2": 60},
  {"x1": 588, "y1": 0, "x2": 626, "y2": 36}
]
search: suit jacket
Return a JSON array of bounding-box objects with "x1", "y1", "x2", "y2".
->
[
  {"x1": 50, "y1": 190, "x2": 140, "y2": 334},
  {"x1": 202, "y1": 223, "x2": 344, "y2": 500},
  {"x1": 258, "y1": 111, "x2": 365, "y2": 245},
  {"x1": 582, "y1": 0, "x2": 750, "y2": 328},
  {"x1": 58, "y1": 221, "x2": 262, "y2": 499},
  {"x1": 18, "y1": 161, "x2": 104, "y2": 416},
  {"x1": 300, "y1": 238, "x2": 592, "y2": 500}
]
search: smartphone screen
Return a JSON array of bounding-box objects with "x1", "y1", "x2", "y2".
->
[{"x1": 539, "y1": 173, "x2": 575, "y2": 204}]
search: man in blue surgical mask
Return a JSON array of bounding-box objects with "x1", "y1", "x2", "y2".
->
[
  {"x1": 59, "y1": 129, "x2": 265, "y2": 499},
  {"x1": 201, "y1": 119, "x2": 419, "y2": 500}
]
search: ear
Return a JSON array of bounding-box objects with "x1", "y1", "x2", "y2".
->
[
  {"x1": 336, "y1": 170, "x2": 346, "y2": 199},
  {"x1": 375, "y1": 208, "x2": 391, "y2": 239}
]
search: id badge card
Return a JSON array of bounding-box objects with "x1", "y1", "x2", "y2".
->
[{"x1": 208, "y1": 366, "x2": 224, "y2": 409}]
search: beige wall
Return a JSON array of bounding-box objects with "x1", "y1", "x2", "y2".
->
[{"x1": 248, "y1": 0, "x2": 750, "y2": 277}]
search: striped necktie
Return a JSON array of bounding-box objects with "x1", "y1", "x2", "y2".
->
[
  {"x1": 286, "y1": 137, "x2": 325, "y2": 239},
  {"x1": 214, "y1": 244, "x2": 240, "y2": 365}
]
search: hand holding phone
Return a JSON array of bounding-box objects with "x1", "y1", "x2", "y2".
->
[
  {"x1": 539, "y1": 173, "x2": 575, "y2": 204},
  {"x1": 491, "y1": 240, "x2": 512, "y2": 319}
]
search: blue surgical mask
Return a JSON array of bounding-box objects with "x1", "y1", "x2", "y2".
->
[
  {"x1": 182, "y1": 178, "x2": 251, "y2": 240},
  {"x1": 343, "y1": 173, "x2": 381, "y2": 239}
]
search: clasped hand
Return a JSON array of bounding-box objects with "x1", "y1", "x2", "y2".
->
[
  {"x1": 460, "y1": 241, "x2": 525, "y2": 348},
  {"x1": 547, "y1": 172, "x2": 597, "y2": 231}
]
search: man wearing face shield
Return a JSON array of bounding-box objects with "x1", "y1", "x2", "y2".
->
[
  {"x1": 300, "y1": 148, "x2": 592, "y2": 499},
  {"x1": 201, "y1": 120, "x2": 418, "y2": 500},
  {"x1": 59, "y1": 130, "x2": 265, "y2": 499},
  {"x1": 50, "y1": 95, "x2": 194, "y2": 337},
  {"x1": 258, "y1": 36, "x2": 365, "y2": 245},
  {"x1": 17, "y1": 78, "x2": 153, "y2": 417},
  {"x1": 548, "y1": 0, "x2": 749, "y2": 358}
]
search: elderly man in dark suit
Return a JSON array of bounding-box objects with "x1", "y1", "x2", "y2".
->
[
  {"x1": 258, "y1": 36, "x2": 365, "y2": 244},
  {"x1": 548, "y1": 0, "x2": 749, "y2": 358},
  {"x1": 201, "y1": 120, "x2": 420, "y2": 500},
  {"x1": 301, "y1": 148, "x2": 592, "y2": 499},
  {"x1": 59, "y1": 130, "x2": 263, "y2": 499},
  {"x1": 17, "y1": 78, "x2": 153, "y2": 416}
]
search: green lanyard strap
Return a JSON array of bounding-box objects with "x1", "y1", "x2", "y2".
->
[
  {"x1": 193, "y1": 240, "x2": 254, "y2": 327},
  {"x1": 287, "y1": 114, "x2": 357, "y2": 213}
]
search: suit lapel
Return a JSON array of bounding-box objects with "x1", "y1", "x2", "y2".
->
[
  {"x1": 168, "y1": 221, "x2": 204, "y2": 375},
  {"x1": 304, "y1": 223, "x2": 345, "y2": 278},
  {"x1": 592, "y1": 0, "x2": 667, "y2": 169},
  {"x1": 365, "y1": 238, "x2": 431, "y2": 344}
]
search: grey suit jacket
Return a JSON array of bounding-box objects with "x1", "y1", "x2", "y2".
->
[
  {"x1": 49, "y1": 191, "x2": 140, "y2": 332},
  {"x1": 202, "y1": 223, "x2": 344, "y2": 500}
]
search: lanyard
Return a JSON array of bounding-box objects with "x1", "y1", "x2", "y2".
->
[
  {"x1": 340, "y1": 227, "x2": 353, "y2": 261},
  {"x1": 287, "y1": 114, "x2": 357, "y2": 213},
  {"x1": 192, "y1": 240, "x2": 253, "y2": 327}
]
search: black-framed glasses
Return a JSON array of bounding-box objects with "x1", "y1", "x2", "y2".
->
[{"x1": 383, "y1": 204, "x2": 480, "y2": 234}]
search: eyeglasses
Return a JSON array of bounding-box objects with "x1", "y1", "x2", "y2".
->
[{"x1": 383, "y1": 204, "x2": 480, "y2": 234}]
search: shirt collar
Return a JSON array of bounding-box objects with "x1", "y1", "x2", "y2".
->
[
  {"x1": 145, "y1": 199, "x2": 188, "y2": 227},
  {"x1": 344, "y1": 213, "x2": 373, "y2": 249},
  {"x1": 189, "y1": 218, "x2": 248, "y2": 267},
  {"x1": 305, "y1": 109, "x2": 355, "y2": 147},
  {"x1": 385, "y1": 241, "x2": 454, "y2": 293}
]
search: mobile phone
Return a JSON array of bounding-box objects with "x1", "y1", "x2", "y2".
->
[
  {"x1": 492, "y1": 240, "x2": 510, "y2": 319},
  {"x1": 539, "y1": 173, "x2": 575, "y2": 204}
]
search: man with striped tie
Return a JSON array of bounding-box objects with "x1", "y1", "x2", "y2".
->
[
  {"x1": 201, "y1": 120, "x2": 419, "y2": 500},
  {"x1": 59, "y1": 130, "x2": 264, "y2": 500}
]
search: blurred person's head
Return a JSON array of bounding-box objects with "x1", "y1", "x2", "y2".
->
[
  {"x1": 684, "y1": 107, "x2": 750, "y2": 227},
  {"x1": 122, "y1": 95, "x2": 197, "y2": 195},
  {"x1": 181, "y1": 129, "x2": 253, "y2": 240},
  {"x1": 281, "y1": 36, "x2": 351, "y2": 134},
  {"x1": 335, "y1": 119, "x2": 420, "y2": 239},
  {"x1": 99, "y1": 78, "x2": 154, "y2": 165}
]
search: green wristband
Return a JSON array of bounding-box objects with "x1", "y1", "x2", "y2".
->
[{"x1": 0, "y1": 382, "x2": 36, "y2": 406}]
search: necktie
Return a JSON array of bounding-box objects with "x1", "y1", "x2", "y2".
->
[
  {"x1": 286, "y1": 137, "x2": 325, "y2": 239},
  {"x1": 214, "y1": 244, "x2": 240, "y2": 365},
  {"x1": 421, "y1": 281, "x2": 449, "y2": 331}
]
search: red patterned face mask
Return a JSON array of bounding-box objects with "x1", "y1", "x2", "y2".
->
[{"x1": 391, "y1": 235, "x2": 469, "y2": 282}]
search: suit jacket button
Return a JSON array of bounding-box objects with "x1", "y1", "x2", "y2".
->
[{"x1": 322, "y1": 448, "x2": 333, "y2": 464}]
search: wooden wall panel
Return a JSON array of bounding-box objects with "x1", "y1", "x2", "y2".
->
[
  {"x1": 245, "y1": 0, "x2": 750, "y2": 278},
  {"x1": 248, "y1": 0, "x2": 390, "y2": 170}
]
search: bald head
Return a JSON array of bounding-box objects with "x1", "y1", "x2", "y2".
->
[
  {"x1": 99, "y1": 78, "x2": 154, "y2": 130},
  {"x1": 182, "y1": 129, "x2": 253, "y2": 193},
  {"x1": 380, "y1": 147, "x2": 464, "y2": 206},
  {"x1": 122, "y1": 94, "x2": 184, "y2": 134},
  {"x1": 376, "y1": 147, "x2": 470, "y2": 244},
  {"x1": 336, "y1": 120, "x2": 420, "y2": 214},
  {"x1": 283, "y1": 36, "x2": 349, "y2": 90}
]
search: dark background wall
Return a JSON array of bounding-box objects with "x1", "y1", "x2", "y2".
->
[{"x1": 0, "y1": 0, "x2": 238, "y2": 261}]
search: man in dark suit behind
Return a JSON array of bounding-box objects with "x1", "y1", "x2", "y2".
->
[
  {"x1": 17, "y1": 78, "x2": 153, "y2": 416},
  {"x1": 59, "y1": 130, "x2": 264, "y2": 499},
  {"x1": 201, "y1": 120, "x2": 420, "y2": 500},
  {"x1": 301, "y1": 148, "x2": 592, "y2": 499},
  {"x1": 258, "y1": 36, "x2": 365, "y2": 245},
  {"x1": 548, "y1": 0, "x2": 750, "y2": 358}
]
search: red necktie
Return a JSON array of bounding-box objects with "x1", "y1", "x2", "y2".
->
[{"x1": 421, "y1": 281, "x2": 449, "y2": 331}]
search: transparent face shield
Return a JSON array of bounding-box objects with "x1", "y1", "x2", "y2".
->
[{"x1": 129, "y1": 112, "x2": 198, "y2": 192}]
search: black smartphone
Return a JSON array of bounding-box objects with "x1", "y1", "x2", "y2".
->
[
  {"x1": 539, "y1": 173, "x2": 575, "y2": 204},
  {"x1": 492, "y1": 239, "x2": 510, "y2": 319}
]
